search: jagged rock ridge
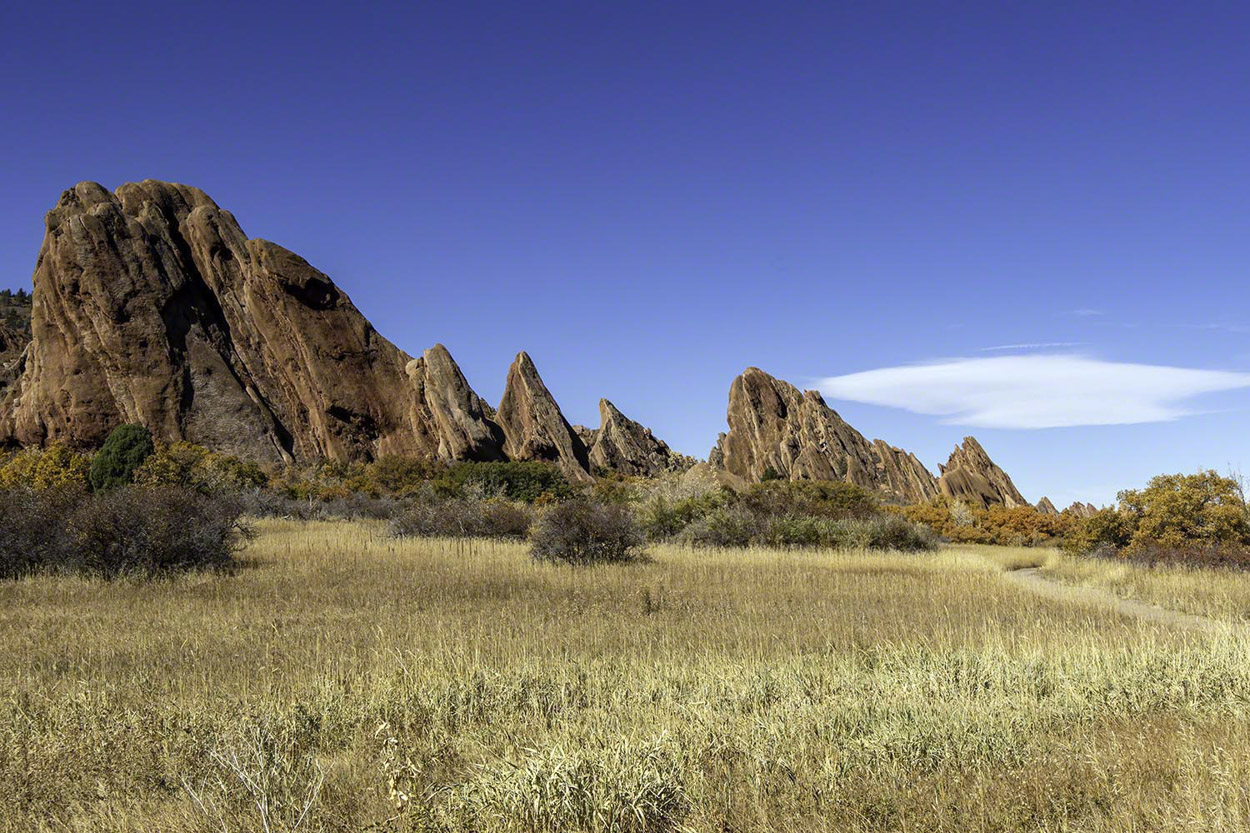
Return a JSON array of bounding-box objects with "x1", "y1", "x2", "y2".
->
[
  {"x1": 1035, "y1": 496, "x2": 1059, "y2": 515},
  {"x1": 588, "y1": 398, "x2": 694, "y2": 477},
  {"x1": 937, "y1": 437, "x2": 1028, "y2": 509},
  {"x1": 710, "y1": 367, "x2": 941, "y2": 503},
  {"x1": 710, "y1": 366, "x2": 1029, "y2": 506}
]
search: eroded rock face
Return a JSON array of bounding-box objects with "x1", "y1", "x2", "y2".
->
[
  {"x1": 1035, "y1": 496, "x2": 1059, "y2": 515},
  {"x1": 0, "y1": 323, "x2": 28, "y2": 413},
  {"x1": 588, "y1": 398, "x2": 692, "y2": 477},
  {"x1": 0, "y1": 180, "x2": 502, "y2": 463},
  {"x1": 937, "y1": 437, "x2": 1028, "y2": 509},
  {"x1": 712, "y1": 367, "x2": 939, "y2": 503},
  {"x1": 1066, "y1": 501, "x2": 1099, "y2": 518},
  {"x1": 496, "y1": 351, "x2": 593, "y2": 482},
  {"x1": 405, "y1": 344, "x2": 506, "y2": 462}
]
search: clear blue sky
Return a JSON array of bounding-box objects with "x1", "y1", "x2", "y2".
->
[{"x1": 3, "y1": 1, "x2": 1249, "y2": 505}]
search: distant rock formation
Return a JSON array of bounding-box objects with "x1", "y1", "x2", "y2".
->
[
  {"x1": 1065, "y1": 501, "x2": 1099, "y2": 518},
  {"x1": 496, "y1": 351, "x2": 593, "y2": 482},
  {"x1": 710, "y1": 367, "x2": 940, "y2": 503},
  {"x1": 1035, "y1": 496, "x2": 1059, "y2": 515},
  {"x1": 588, "y1": 398, "x2": 693, "y2": 477},
  {"x1": 936, "y1": 437, "x2": 1028, "y2": 509},
  {"x1": 0, "y1": 180, "x2": 504, "y2": 463}
]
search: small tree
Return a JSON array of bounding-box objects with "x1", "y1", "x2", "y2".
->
[
  {"x1": 90, "y1": 424, "x2": 154, "y2": 491},
  {"x1": 1119, "y1": 470, "x2": 1250, "y2": 551}
]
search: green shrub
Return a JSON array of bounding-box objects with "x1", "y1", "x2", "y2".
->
[
  {"x1": 390, "y1": 497, "x2": 533, "y2": 539},
  {"x1": 741, "y1": 480, "x2": 880, "y2": 521},
  {"x1": 531, "y1": 499, "x2": 645, "y2": 565},
  {"x1": 442, "y1": 461, "x2": 573, "y2": 503},
  {"x1": 89, "y1": 424, "x2": 154, "y2": 491}
]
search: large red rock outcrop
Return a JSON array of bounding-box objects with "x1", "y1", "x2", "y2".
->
[
  {"x1": 711, "y1": 367, "x2": 940, "y2": 503},
  {"x1": 0, "y1": 180, "x2": 502, "y2": 463},
  {"x1": 936, "y1": 437, "x2": 1028, "y2": 508},
  {"x1": 496, "y1": 351, "x2": 593, "y2": 482}
]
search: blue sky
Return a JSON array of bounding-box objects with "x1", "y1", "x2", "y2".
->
[{"x1": 3, "y1": 1, "x2": 1249, "y2": 505}]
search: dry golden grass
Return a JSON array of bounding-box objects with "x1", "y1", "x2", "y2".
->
[{"x1": 4, "y1": 521, "x2": 1250, "y2": 831}]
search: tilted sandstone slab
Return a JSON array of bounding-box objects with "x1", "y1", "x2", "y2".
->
[
  {"x1": 405, "y1": 344, "x2": 506, "y2": 462},
  {"x1": 0, "y1": 180, "x2": 503, "y2": 463},
  {"x1": 711, "y1": 367, "x2": 939, "y2": 503},
  {"x1": 496, "y1": 351, "x2": 593, "y2": 482},
  {"x1": 588, "y1": 398, "x2": 692, "y2": 477},
  {"x1": 937, "y1": 437, "x2": 1028, "y2": 508},
  {"x1": 1035, "y1": 496, "x2": 1059, "y2": 515}
]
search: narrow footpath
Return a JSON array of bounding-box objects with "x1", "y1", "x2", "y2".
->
[{"x1": 1004, "y1": 567, "x2": 1234, "y2": 633}]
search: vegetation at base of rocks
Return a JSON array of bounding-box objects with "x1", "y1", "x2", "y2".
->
[
  {"x1": 530, "y1": 498, "x2": 647, "y2": 564},
  {"x1": 1061, "y1": 470, "x2": 1250, "y2": 567},
  {"x1": 0, "y1": 443, "x2": 91, "y2": 491},
  {"x1": 89, "y1": 423, "x2": 154, "y2": 491},
  {"x1": 135, "y1": 441, "x2": 268, "y2": 494},
  {"x1": 638, "y1": 479, "x2": 937, "y2": 552},
  {"x1": 390, "y1": 496, "x2": 534, "y2": 540},
  {"x1": 896, "y1": 498, "x2": 1075, "y2": 547},
  {"x1": 0, "y1": 485, "x2": 247, "y2": 579}
]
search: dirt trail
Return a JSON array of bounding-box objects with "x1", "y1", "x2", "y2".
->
[{"x1": 1005, "y1": 567, "x2": 1235, "y2": 633}]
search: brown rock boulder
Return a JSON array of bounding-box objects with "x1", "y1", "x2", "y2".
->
[
  {"x1": 937, "y1": 437, "x2": 1028, "y2": 508},
  {"x1": 588, "y1": 398, "x2": 692, "y2": 477},
  {"x1": 0, "y1": 180, "x2": 503, "y2": 463},
  {"x1": 712, "y1": 367, "x2": 939, "y2": 503},
  {"x1": 496, "y1": 351, "x2": 592, "y2": 482}
]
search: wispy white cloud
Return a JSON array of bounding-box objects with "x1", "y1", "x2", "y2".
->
[
  {"x1": 1071, "y1": 308, "x2": 1104, "y2": 317},
  {"x1": 979, "y1": 341, "x2": 1085, "y2": 352},
  {"x1": 819, "y1": 354, "x2": 1250, "y2": 429}
]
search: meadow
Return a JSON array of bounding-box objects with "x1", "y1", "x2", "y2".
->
[{"x1": 4, "y1": 521, "x2": 1250, "y2": 832}]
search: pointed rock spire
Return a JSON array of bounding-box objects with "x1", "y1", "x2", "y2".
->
[
  {"x1": 495, "y1": 351, "x2": 592, "y2": 482},
  {"x1": 588, "y1": 398, "x2": 690, "y2": 477},
  {"x1": 405, "y1": 343, "x2": 505, "y2": 462},
  {"x1": 937, "y1": 437, "x2": 1028, "y2": 508}
]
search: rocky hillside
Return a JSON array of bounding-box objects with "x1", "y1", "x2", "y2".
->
[
  {"x1": 1, "y1": 180, "x2": 1036, "y2": 500},
  {"x1": 709, "y1": 367, "x2": 1027, "y2": 506},
  {"x1": 0, "y1": 181, "x2": 684, "y2": 477}
]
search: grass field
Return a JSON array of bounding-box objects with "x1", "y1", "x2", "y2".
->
[
  {"x1": 5, "y1": 521, "x2": 1250, "y2": 832},
  {"x1": 1037, "y1": 551, "x2": 1250, "y2": 624}
]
